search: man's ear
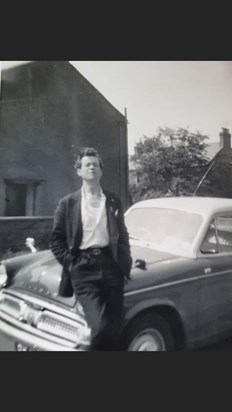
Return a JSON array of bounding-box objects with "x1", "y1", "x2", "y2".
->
[{"x1": 77, "y1": 168, "x2": 82, "y2": 177}]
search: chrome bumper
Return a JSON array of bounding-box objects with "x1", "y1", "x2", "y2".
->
[{"x1": 0, "y1": 318, "x2": 87, "y2": 351}]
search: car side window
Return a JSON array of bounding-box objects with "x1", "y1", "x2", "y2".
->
[
  {"x1": 201, "y1": 219, "x2": 218, "y2": 254},
  {"x1": 201, "y1": 215, "x2": 232, "y2": 255},
  {"x1": 215, "y1": 216, "x2": 232, "y2": 254}
]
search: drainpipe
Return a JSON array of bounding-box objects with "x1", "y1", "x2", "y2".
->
[{"x1": 0, "y1": 61, "x2": 1, "y2": 97}]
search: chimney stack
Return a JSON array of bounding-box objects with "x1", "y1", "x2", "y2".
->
[{"x1": 220, "y1": 128, "x2": 231, "y2": 149}]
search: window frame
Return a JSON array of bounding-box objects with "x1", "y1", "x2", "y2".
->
[
  {"x1": 4, "y1": 179, "x2": 41, "y2": 217},
  {"x1": 200, "y1": 212, "x2": 232, "y2": 256}
]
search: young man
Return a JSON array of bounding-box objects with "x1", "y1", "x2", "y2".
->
[{"x1": 50, "y1": 148, "x2": 132, "y2": 350}]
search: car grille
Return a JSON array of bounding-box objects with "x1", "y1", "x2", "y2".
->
[
  {"x1": 36, "y1": 311, "x2": 84, "y2": 342},
  {"x1": 0, "y1": 292, "x2": 90, "y2": 347}
]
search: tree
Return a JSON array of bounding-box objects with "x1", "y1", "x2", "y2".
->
[{"x1": 129, "y1": 127, "x2": 210, "y2": 203}]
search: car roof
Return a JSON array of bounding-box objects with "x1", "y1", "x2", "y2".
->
[{"x1": 128, "y1": 196, "x2": 232, "y2": 217}]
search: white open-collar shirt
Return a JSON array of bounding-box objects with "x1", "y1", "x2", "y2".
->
[{"x1": 79, "y1": 187, "x2": 110, "y2": 250}]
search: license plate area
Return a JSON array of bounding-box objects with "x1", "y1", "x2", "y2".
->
[{"x1": 15, "y1": 342, "x2": 41, "y2": 351}]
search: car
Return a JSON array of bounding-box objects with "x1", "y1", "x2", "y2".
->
[{"x1": 1, "y1": 196, "x2": 232, "y2": 351}]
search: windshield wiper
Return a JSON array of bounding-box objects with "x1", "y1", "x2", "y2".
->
[
  {"x1": 129, "y1": 235, "x2": 143, "y2": 241},
  {"x1": 129, "y1": 235, "x2": 151, "y2": 246}
]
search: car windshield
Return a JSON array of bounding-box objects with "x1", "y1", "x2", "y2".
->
[{"x1": 125, "y1": 207, "x2": 203, "y2": 254}]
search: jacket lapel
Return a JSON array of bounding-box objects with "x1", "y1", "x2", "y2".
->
[
  {"x1": 70, "y1": 190, "x2": 83, "y2": 253},
  {"x1": 104, "y1": 190, "x2": 119, "y2": 260}
]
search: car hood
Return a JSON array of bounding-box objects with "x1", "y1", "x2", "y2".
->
[
  {"x1": 6, "y1": 251, "x2": 75, "y2": 308},
  {"x1": 125, "y1": 242, "x2": 194, "y2": 293},
  {"x1": 6, "y1": 245, "x2": 186, "y2": 306},
  {"x1": 130, "y1": 243, "x2": 177, "y2": 265}
]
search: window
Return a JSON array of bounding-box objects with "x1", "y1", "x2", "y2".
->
[
  {"x1": 201, "y1": 215, "x2": 232, "y2": 254},
  {"x1": 4, "y1": 180, "x2": 39, "y2": 216},
  {"x1": 125, "y1": 207, "x2": 202, "y2": 254},
  {"x1": 216, "y1": 216, "x2": 232, "y2": 253},
  {"x1": 201, "y1": 220, "x2": 218, "y2": 254}
]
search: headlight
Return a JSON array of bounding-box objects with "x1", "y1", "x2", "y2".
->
[
  {"x1": 0, "y1": 263, "x2": 8, "y2": 289},
  {"x1": 0, "y1": 290, "x2": 4, "y2": 303}
]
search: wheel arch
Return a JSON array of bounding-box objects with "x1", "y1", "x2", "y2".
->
[{"x1": 122, "y1": 299, "x2": 186, "y2": 350}]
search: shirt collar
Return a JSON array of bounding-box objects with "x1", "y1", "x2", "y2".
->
[{"x1": 81, "y1": 186, "x2": 104, "y2": 197}]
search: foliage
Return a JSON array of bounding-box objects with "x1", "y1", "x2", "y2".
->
[{"x1": 129, "y1": 127, "x2": 210, "y2": 202}]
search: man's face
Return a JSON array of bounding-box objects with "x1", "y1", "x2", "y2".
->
[{"x1": 77, "y1": 156, "x2": 102, "y2": 182}]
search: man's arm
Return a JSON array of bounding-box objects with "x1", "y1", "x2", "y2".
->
[{"x1": 49, "y1": 199, "x2": 74, "y2": 269}]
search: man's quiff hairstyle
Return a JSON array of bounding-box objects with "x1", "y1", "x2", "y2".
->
[{"x1": 74, "y1": 147, "x2": 104, "y2": 170}]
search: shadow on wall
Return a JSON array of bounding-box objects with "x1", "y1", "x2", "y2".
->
[{"x1": 0, "y1": 217, "x2": 53, "y2": 260}]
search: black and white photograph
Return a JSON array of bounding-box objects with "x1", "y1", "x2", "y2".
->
[{"x1": 1, "y1": 60, "x2": 232, "y2": 351}]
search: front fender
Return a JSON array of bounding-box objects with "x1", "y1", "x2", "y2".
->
[
  {"x1": 124, "y1": 297, "x2": 178, "y2": 326},
  {"x1": 2, "y1": 250, "x2": 51, "y2": 286}
]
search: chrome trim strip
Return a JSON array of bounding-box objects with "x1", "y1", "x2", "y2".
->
[
  {"x1": 0, "y1": 311, "x2": 89, "y2": 348},
  {"x1": 1, "y1": 290, "x2": 86, "y2": 325},
  {"x1": 124, "y1": 268, "x2": 232, "y2": 297},
  {"x1": 124, "y1": 276, "x2": 198, "y2": 297},
  {"x1": 199, "y1": 268, "x2": 232, "y2": 280},
  {"x1": 0, "y1": 319, "x2": 85, "y2": 351}
]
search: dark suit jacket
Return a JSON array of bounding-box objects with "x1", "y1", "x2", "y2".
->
[{"x1": 50, "y1": 189, "x2": 132, "y2": 297}]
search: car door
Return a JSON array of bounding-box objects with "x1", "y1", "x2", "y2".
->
[{"x1": 196, "y1": 214, "x2": 232, "y2": 343}]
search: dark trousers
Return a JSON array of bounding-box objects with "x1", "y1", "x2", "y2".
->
[{"x1": 70, "y1": 248, "x2": 124, "y2": 351}]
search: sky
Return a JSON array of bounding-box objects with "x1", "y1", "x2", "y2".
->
[{"x1": 2, "y1": 61, "x2": 232, "y2": 154}]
